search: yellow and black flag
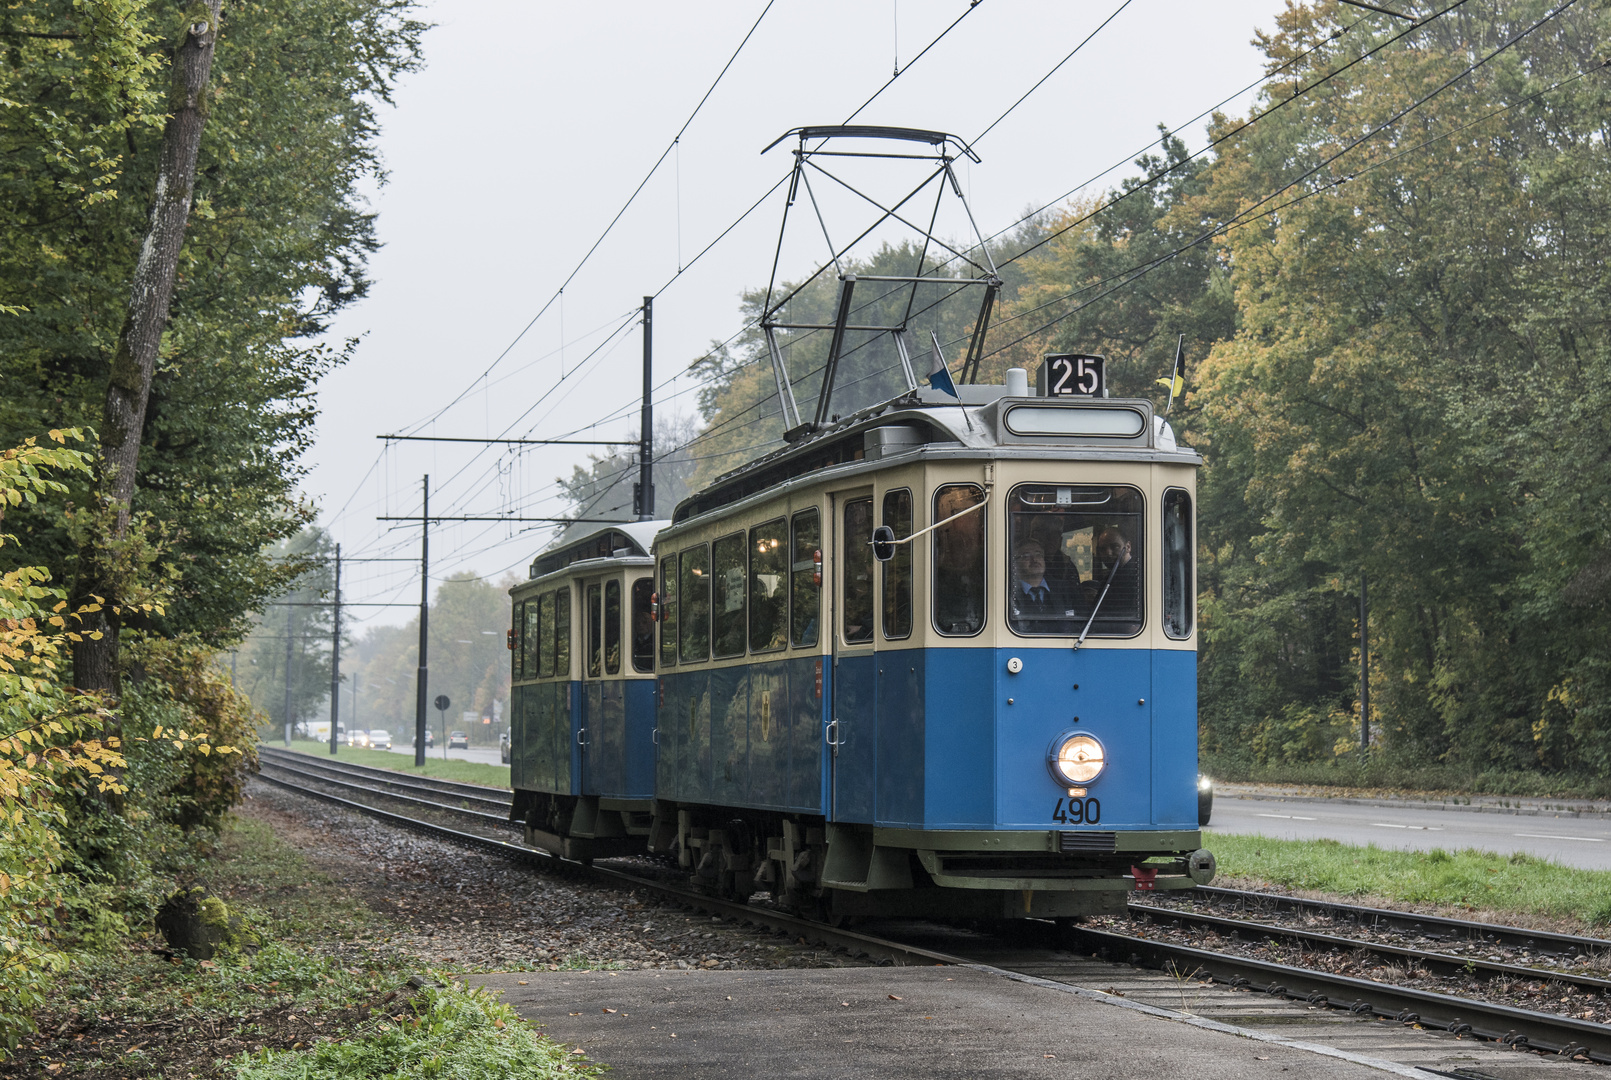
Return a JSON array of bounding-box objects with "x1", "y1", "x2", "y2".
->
[{"x1": 1156, "y1": 334, "x2": 1186, "y2": 417}]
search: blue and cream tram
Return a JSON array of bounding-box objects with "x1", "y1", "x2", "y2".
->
[
  {"x1": 508, "y1": 522, "x2": 664, "y2": 863},
  {"x1": 508, "y1": 380, "x2": 1216, "y2": 920}
]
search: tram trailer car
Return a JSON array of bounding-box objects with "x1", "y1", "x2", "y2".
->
[{"x1": 508, "y1": 374, "x2": 1216, "y2": 921}]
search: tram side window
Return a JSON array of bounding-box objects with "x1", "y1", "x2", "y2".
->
[
  {"x1": 511, "y1": 601, "x2": 524, "y2": 680},
  {"x1": 587, "y1": 583, "x2": 603, "y2": 678},
  {"x1": 749, "y1": 519, "x2": 788, "y2": 653},
  {"x1": 680, "y1": 544, "x2": 711, "y2": 663},
  {"x1": 1162, "y1": 488, "x2": 1193, "y2": 639},
  {"x1": 842, "y1": 498, "x2": 875, "y2": 644},
  {"x1": 523, "y1": 599, "x2": 539, "y2": 678},
  {"x1": 658, "y1": 555, "x2": 678, "y2": 668},
  {"x1": 881, "y1": 489, "x2": 913, "y2": 640},
  {"x1": 554, "y1": 586, "x2": 571, "y2": 677},
  {"x1": 604, "y1": 579, "x2": 622, "y2": 675},
  {"x1": 932, "y1": 484, "x2": 986, "y2": 636},
  {"x1": 1006, "y1": 483, "x2": 1144, "y2": 637},
  {"x1": 631, "y1": 578, "x2": 655, "y2": 672},
  {"x1": 538, "y1": 591, "x2": 556, "y2": 677},
  {"x1": 711, "y1": 533, "x2": 746, "y2": 659},
  {"x1": 791, "y1": 509, "x2": 821, "y2": 647}
]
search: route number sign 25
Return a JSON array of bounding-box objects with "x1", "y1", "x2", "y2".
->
[{"x1": 1037, "y1": 353, "x2": 1106, "y2": 398}]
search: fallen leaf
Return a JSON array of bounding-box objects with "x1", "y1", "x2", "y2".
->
[
  {"x1": 1254, "y1": 1056, "x2": 1269, "y2": 1061},
  {"x1": 603, "y1": 1008, "x2": 617, "y2": 1014},
  {"x1": 569, "y1": 1012, "x2": 581, "y2": 1016},
  {"x1": 493, "y1": 1019, "x2": 505, "y2": 1029},
  {"x1": 517, "y1": 981, "x2": 528, "y2": 986},
  {"x1": 888, "y1": 995, "x2": 903, "y2": 1001},
  {"x1": 840, "y1": 1002, "x2": 850, "y2": 1007},
  {"x1": 572, "y1": 1048, "x2": 585, "y2": 1056},
  {"x1": 1044, "y1": 1055, "x2": 1056, "y2": 1059}
]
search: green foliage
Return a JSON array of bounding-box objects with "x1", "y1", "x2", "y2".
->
[
  {"x1": 232, "y1": 527, "x2": 339, "y2": 737},
  {"x1": 0, "y1": 0, "x2": 426, "y2": 647},
  {"x1": 558, "y1": 413, "x2": 700, "y2": 521},
  {"x1": 230, "y1": 985, "x2": 603, "y2": 1080},
  {"x1": 1214, "y1": 832, "x2": 1611, "y2": 926}
]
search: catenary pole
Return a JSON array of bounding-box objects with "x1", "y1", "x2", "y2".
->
[
  {"x1": 282, "y1": 602, "x2": 294, "y2": 747},
  {"x1": 1360, "y1": 572, "x2": 1370, "y2": 757},
  {"x1": 637, "y1": 296, "x2": 654, "y2": 520},
  {"x1": 328, "y1": 544, "x2": 341, "y2": 755},
  {"x1": 415, "y1": 476, "x2": 430, "y2": 766}
]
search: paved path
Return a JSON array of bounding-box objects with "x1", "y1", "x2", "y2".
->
[
  {"x1": 1209, "y1": 795, "x2": 1611, "y2": 870},
  {"x1": 475, "y1": 963, "x2": 1599, "y2": 1079}
]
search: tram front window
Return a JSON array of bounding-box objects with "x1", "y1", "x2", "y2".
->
[{"x1": 1008, "y1": 484, "x2": 1144, "y2": 637}]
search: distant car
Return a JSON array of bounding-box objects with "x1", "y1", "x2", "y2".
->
[
  {"x1": 498, "y1": 731, "x2": 510, "y2": 764},
  {"x1": 368, "y1": 728, "x2": 391, "y2": 749},
  {"x1": 448, "y1": 730, "x2": 469, "y2": 749},
  {"x1": 347, "y1": 729, "x2": 367, "y2": 747},
  {"x1": 1198, "y1": 774, "x2": 1214, "y2": 827},
  {"x1": 422, "y1": 728, "x2": 435, "y2": 749}
]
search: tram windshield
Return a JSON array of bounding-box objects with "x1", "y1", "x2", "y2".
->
[{"x1": 1007, "y1": 484, "x2": 1143, "y2": 637}]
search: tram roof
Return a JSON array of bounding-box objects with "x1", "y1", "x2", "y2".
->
[
  {"x1": 667, "y1": 386, "x2": 1199, "y2": 529},
  {"x1": 522, "y1": 519, "x2": 668, "y2": 584}
]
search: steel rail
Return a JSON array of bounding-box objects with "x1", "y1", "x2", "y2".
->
[
  {"x1": 254, "y1": 772, "x2": 959, "y2": 969},
  {"x1": 256, "y1": 769, "x2": 1611, "y2": 1063},
  {"x1": 1125, "y1": 904, "x2": 1611, "y2": 994},
  {"x1": 1183, "y1": 885, "x2": 1611, "y2": 956},
  {"x1": 258, "y1": 760, "x2": 515, "y2": 827},
  {"x1": 259, "y1": 746, "x2": 511, "y2": 799},
  {"x1": 257, "y1": 751, "x2": 512, "y2": 812},
  {"x1": 1064, "y1": 924, "x2": 1611, "y2": 1063}
]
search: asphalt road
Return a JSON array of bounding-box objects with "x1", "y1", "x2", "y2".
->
[
  {"x1": 1208, "y1": 795, "x2": 1611, "y2": 870},
  {"x1": 383, "y1": 744, "x2": 505, "y2": 767}
]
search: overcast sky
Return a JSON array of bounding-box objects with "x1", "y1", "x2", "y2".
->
[{"x1": 306, "y1": 0, "x2": 1290, "y2": 628}]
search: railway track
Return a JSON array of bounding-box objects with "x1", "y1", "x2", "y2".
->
[{"x1": 256, "y1": 748, "x2": 1611, "y2": 1067}]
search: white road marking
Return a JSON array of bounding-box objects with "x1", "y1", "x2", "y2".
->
[
  {"x1": 1371, "y1": 823, "x2": 1443, "y2": 831},
  {"x1": 1255, "y1": 813, "x2": 1316, "y2": 820},
  {"x1": 1515, "y1": 833, "x2": 1604, "y2": 843}
]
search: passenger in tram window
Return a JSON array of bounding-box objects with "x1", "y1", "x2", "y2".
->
[
  {"x1": 1086, "y1": 524, "x2": 1140, "y2": 619},
  {"x1": 631, "y1": 600, "x2": 655, "y2": 673},
  {"x1": 1029, "y1": 516, "x2": 1082, "y2": 596},
  {"x1": 1010, "y1": 539, "x2": 1077, "y2": 624}
]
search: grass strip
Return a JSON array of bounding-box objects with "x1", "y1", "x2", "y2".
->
[
  {"x1": 1213, "y1": 833, "x2": 1611, "y2": 927},
  {"x1": 230, "y1": 983, "x2": 602, "y2": 1080},
  {"x1": 282, "y1": 739, "x2": 511, "y2": 788}
]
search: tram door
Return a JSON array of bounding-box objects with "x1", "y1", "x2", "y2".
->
[
  {"x1": 579, "y1": 578, "x2": 625, "y2": 795},
  {"x1": 830, "y1": 488, "x2": 877, "y2": 821}
]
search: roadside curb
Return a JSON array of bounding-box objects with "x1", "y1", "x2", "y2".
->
[{"x1": 1216, "y1": 787, "x2": 1611, "y2": 820}]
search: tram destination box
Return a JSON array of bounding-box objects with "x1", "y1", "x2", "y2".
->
[{"x1": 1037, "y1": 353, "x2": 1106, "y2": 398}]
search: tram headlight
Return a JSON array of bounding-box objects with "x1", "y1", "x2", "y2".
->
[{"x1": 1049, "y1": 733, "x2": 1105, "y2": 786}]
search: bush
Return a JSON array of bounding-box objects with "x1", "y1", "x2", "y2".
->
[{"x1": 230, "y1": 984, "x2": 604, "y2": 1080}]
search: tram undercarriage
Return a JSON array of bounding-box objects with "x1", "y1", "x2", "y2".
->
[{"x1": 511, "y1": 790, "x2": 1212, "y2": 921}]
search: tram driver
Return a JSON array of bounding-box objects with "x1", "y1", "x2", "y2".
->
[{"x1": 1085, "y1": 524, "x2": 1140, "y2": 621}]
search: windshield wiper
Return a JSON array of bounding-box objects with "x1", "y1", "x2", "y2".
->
[{"x1": 1073, "y1": 560, "x2": 1123, "y2": 652}]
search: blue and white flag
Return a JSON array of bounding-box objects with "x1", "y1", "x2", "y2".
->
[{"x1": 928, "y1": 331, "x2": 959, "y2": 399}]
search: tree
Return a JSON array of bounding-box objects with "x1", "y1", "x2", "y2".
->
[
  {"x1": 557, "y1": 414, "x2": 700, "y2": 522},
  {"x1": 231, "y1": 529, "x2": 337, "y2": 739},
  {"x1": 76, "y1": 0, "x2": 224, "y2": 694},
  {"x1": 0, "y1": 0, "x2": 425, "y2": 676}
]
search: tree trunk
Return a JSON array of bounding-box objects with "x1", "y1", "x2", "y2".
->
[{"x1": 74, "y1": 3, "x2": 224, "y2": 695}]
